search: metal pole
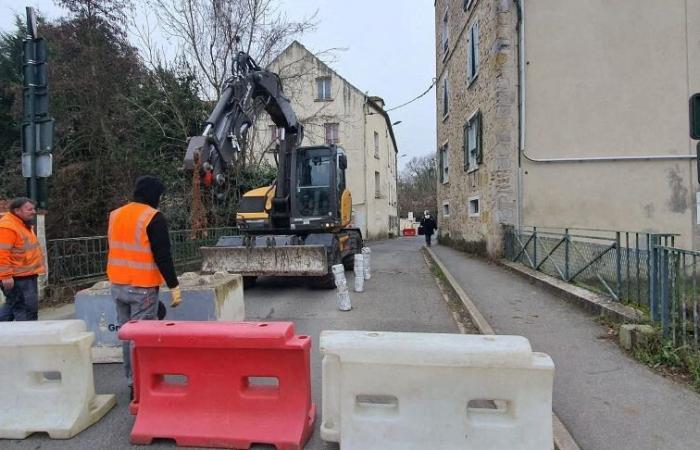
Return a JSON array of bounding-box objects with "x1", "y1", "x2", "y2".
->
[
  {"x1": 649, "y1": 234, "x2": 657, "y2": 320},
  {"x1": 615, "y1": 231, "x2": 622, "y2": 301},
  {"x1": 533, "y1": 226, "x2": 537, "y2": 269},
  {"x1": 564, "y1": 228, "x2": 570, "y2": 281}
]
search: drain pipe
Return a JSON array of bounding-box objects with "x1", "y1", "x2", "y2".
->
[{"x1": 514, "y1": 0, "x2": 524, "y2": 229}]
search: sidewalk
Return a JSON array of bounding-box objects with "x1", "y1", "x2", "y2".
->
[{"x1": 431, "y1": 244, "x2": 700, "y2": 450}]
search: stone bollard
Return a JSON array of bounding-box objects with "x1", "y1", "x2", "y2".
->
[
  {"x1": 332, "y1": 264, "x2": 351, "y2": 311},
  {"x1": 353, "y1": 254, "x2": 365, "y2": 293},
  {"x1": 362, "y1": 247, "x2": 371, "y2": 280}
]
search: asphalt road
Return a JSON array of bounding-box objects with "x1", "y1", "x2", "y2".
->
[{"x1": 9, "y1": 237, "x2": 464, "y2": 450}]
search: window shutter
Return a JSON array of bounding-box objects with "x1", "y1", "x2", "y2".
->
[
  {"x1": 463, "y1": 122, "x2": 470, "y2": 171},
  {"x1": 476, "y1": 112, "x2": 483, "y2": 164},
  {"x1": 474, "y1": 22, "x2": 480, "y2": 74},
  {"x1": 438, "y1": 147, "x2": 444, "y2": 183}
]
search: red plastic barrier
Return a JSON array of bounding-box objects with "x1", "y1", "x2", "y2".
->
[
  {"x1": 403, "y1": 228, "x2": 417, "y2": 236},
  {"x1": 118, "y1": 321, "x2": 315, "y2": 450}
]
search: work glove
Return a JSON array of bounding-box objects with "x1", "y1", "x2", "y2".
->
[{"x1": 170, "y1": 286, "x2": 182, "y2": 308}]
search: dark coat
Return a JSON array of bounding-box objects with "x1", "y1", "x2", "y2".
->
[{"x1": 420, "y1": 215, "x2": 437, "y2": 236}]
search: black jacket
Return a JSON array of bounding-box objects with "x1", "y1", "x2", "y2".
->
[
  {"x1": 133, "y1": 176, "x2": 179, "y2": 289},
  {"x1": 420, "y1": 216, "x2": 437, "y2": 236}
]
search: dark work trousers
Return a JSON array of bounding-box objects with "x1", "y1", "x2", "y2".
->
[
  {"x1": 0, "y1": 275, "x2": 39, "y2": 321},
  {"x1": 425, "y1": 233, "x2": 433, "y2": 247},
  {"x1": 112, "y1": 284, "x2": 159, "y2": 385}
]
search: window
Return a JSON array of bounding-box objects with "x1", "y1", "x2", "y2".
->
[
  {"x1": 441, "y1": 8, "x2": 449, "y2": 55},
  {"x1": 469, "y1": 196, "x2": 480, "y2": 217},
  {"x1": 295, "y1": 150, "x2": 331, "y2": 217},
  {"x1": 463, "y1": 0, "x2": 475, "y2": 10},
  {"x1": 316, "y1": 76, "x2": 332, "y2": 100},
  {"x1": 463, "y1": 110, "x2": 482, "y2": 171},
  {"x1": 325, "y1": 123, "x2": 339, "y2": 145},
  {"x1": 439, "y1": 143, "x2": 449, "y2": 183},
  {"x1": 269, "y1": 125, "x2": 280, "y2": 142},
  {"x1": 375, "y1": 171, "x2": 381, "y2": 198},
  {"x1": 442, "y1": 201, "x2": 450, "y2": 218},
  {"x1": 442, "y1": 72, "x2": 449, "y2": 117},
  {"x1": 374, "y1": 131, "x2": 380, "y2": 159},
  {"x1": 467, "y1": 21, "x2": 480, "y2": 83}
]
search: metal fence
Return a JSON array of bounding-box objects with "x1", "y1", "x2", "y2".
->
[
  {"x1": 650, "y1": 246, "x2": 700, "y2": 350},
  {"x1": 47, "y1": 227, "x2": 239, "y2": 287},
  {"x1": 503, "y1": 225, "x2": 676, "y2": 307}
]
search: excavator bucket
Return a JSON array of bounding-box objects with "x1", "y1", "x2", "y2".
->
[{"x1": 200, "y1": 245, "x2": 329, "y2": 276}]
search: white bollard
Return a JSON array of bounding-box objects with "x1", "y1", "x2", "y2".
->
[
  {"x1": 362, "y1": 247, "x2": 371, "y2": 280},
  {"x1": 0, "y1": 320, "x2": 116, "y2": 439},
  {"x1": 320, "y1": 331, "x2": 554, "y2": 450},
  {"x1": 353, "y1": 253, "x2": 365, "y2": 292},
  {"x1": 332, "y1": 264, "x2": 352, "y2": 311}
]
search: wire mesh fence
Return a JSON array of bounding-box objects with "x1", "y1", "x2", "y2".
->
[
  {"x1": 503, "y1": 225, "x2": 676, "y2": 307},
  {"x1": 650, "y1": 246, "x2": 700, "y2": 351},
  {"x1": 47, "y1": 227, "x2": 239, "y2": 287}
]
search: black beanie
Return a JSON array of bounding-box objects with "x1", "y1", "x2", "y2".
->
[{"x1": 133, "y1": 176, "x2": 165, "y2": 209}]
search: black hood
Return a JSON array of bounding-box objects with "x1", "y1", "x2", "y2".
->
[{"x1": 133, "y1": 176, "x2": 165, "y2": 209}]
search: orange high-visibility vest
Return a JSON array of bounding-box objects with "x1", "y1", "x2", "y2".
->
[
  {"x1": 0, "y1": 212, "x2": 46, "y2": 279},
  {"x1": 107, "y1": 202, "x2": 164, "y2": 287}
]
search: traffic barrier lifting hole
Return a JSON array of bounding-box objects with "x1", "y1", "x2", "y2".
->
[{"x1": 119, "y1": 320, "x2": 315, "y2": 450}]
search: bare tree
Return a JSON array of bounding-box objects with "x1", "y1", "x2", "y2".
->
[
  {"x1": 398, "y1": 154, "x2": 437, "y2": 218},
  {"x1": 147, "y1": 0, "x2": 316, "y2": 99}
]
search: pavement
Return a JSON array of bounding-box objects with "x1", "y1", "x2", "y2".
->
[
  {"x1": 11, "y1": 237, "x2": 462, "y2": 449},
  {"x1": 431, "y1": 243, "x2": 700, "y2": 450}
]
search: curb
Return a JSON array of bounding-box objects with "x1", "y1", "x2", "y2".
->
[
  {"x1": 424, "y1": 246, "x2": 582, "y2": 450},
  {"x1": 497, "y1": 259, "x2": 643, "y2": 324}
]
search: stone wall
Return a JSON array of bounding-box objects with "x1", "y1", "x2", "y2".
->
[{"x1": 435, "y1": 0, "x2": 519, "y2": 257}]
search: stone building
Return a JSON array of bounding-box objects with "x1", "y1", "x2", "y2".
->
[
  {"x1": 250, "y1": 41, "x2": 399, "y2": 239},
  {"x1": 435, "y1": 0, "x2": 700, "y2": 255}
]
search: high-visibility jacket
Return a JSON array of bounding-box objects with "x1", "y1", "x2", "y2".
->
[
  {"x1": 107, "y1": 202, "x2": 164, "y2": 287},
  {"x1": 0, "y1": 212, "x2": 46, "y2": 279}
]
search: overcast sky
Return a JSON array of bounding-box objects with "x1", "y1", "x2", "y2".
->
[{"x1": 0, "y1": 0, "x2": 436, "y2": 170}]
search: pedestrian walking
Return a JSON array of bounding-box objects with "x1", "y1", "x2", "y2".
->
[
  {"x1": 0, "y1": 197, "x2": 45, "y2": 321},
  {"x1": 420, "y1": 210, "x2": 437, "y2": 247},
  {"x1": 107, "y1": 176, "x2": 182, "y2": 391}
]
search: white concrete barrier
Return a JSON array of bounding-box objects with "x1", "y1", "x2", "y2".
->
[
  {"x1": 320, "y1": 331, "x2": 554, "y2": 450},
  {"x1": 0, "y1": 320, "x2": 116, "y2": 439}
]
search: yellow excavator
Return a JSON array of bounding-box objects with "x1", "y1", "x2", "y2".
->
[{"x1": 184, "y1": 50, "x2": 362, "y2": 288}]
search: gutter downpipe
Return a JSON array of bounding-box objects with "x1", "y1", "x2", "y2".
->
[{"x1": 515, "y1": 0, "x2": 524, "y2": 230}]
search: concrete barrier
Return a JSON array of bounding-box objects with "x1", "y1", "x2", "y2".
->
[
  {"x1": 320, "y1": 331, "x2": 554, "y2": 450},
  {"x1": 75, "y1": 272, "x2": 244, "y2": 362},
  {"x1": 0, "y1": 320, "x2": 115, "y2": 439}
]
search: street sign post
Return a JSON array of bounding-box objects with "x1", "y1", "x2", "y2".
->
[{"x1": 21, "y1": 7, "x2": 53, "y2": 209}]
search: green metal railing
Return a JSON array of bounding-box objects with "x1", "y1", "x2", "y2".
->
[
  {"x1": 47, "y1": 227, "x2": 239, "y2": 286},
  {"x1": 650, "y1": 245, "x2": 700, "y2": 350},
  {"x1": 503, "y1": 225, "x2": 676, "y2": 306}
]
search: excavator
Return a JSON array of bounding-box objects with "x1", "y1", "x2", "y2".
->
[{"x1": 184, "y1": 50, "x2": 363, "y2": 288}]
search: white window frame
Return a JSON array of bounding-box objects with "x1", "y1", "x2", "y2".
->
[
  {"x1": 316, "y1": 76, "x2": 332, "y2": 100},
  {"x1": 440, "y1": 142, "x2": 449, "y2": 184},
  {"x1": 374, "y1": 171, "x2": 381, "y2": 198},
  {"x1": 441, "y1": 8, "x2": 449, "y2": 55},
  {"x1": 324, "y1": 122, "x2": 339, "y2": 145},
  {"x1": 442, "y1": 72, "x2": 449, "y2": 119},
  {"x1": 374, "y1": 131, "x2": 380, "y2": 159},
  {"x1": 468, "y1": 196, "x2": 480, "y2": 217},
  {"x1": 442, "y1": 201, "x2": 450, "y2": 218},
  {"x1": 465, "y1": 109, "x2": 481, "y2": 172},
  {"x1": 467, "y1": 21, "x2": 480, "y2": 84}
]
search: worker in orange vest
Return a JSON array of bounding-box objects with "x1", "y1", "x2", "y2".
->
[
  {"x1": 0, "y1": 197, "x2": 46, "y2": 321},
  {"x1": 107, "y1": 176, "x2": 182, "y2": 388}
]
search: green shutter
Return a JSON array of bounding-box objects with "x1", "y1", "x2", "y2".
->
[
  {"x1": 463, "y1": 122, "x2": 470, "y2": 171},
  {"x1": 475, "y1": 111, "x2": 483, "y2": 164}
]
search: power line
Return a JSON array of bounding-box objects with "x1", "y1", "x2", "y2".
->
[{"x1": 385, "y1": 78, "x2": 437, "y2": 112}]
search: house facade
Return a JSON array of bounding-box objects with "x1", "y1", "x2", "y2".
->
[
  {"x1": 251, "y1": 41, "x2": 399, "y2": 239},
  {"x1": 435, "y1": 0, "x2": 700, "y2": 255}
]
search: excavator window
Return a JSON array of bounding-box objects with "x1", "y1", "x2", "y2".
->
[{"x1": 296, "y1": 153, "x2": 331, "y2": 217}]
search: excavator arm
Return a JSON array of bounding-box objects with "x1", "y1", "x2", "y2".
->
[{"x1": 184, "y1": 50, "x2": 302, "y2": 227}]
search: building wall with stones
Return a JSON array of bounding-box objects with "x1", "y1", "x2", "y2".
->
[
  {"x1": 250, "y1": 41, "x2": 399, "y2": 240},
  {"x1": 434, "y1": 0, "x2": 519, "y2": 257}
]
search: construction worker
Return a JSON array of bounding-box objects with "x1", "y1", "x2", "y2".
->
[
  {"x1": 107, "y1": 176, "x2": 182, "y2": 389},
  {"x1": 0, "y1": 197, "x2": 46, "y2": 321}
]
